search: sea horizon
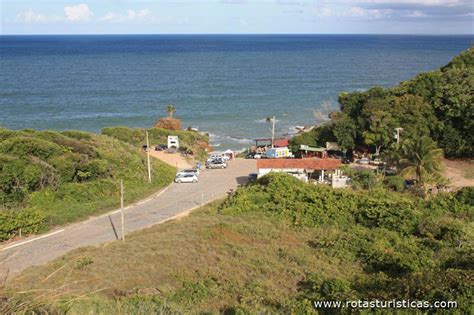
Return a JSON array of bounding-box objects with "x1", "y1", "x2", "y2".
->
[{"x1": 1, "y1": 34, "x2": 473, "y2": 149}]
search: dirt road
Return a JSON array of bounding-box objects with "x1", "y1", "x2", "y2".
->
[{"x1": 0, "y1": 159, "x2": 256, "y2": 278}]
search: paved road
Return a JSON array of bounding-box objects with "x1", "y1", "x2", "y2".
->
[{"x1": 0, "y1": 159, "x2": 256, "y2": 278}]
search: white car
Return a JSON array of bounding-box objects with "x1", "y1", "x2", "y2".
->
[
  {"x1": 357, "y1": 157, "x2": 370, "y2": 165},
  {"x1": 175, "y1": 173, "x2": 199, "y2": 183},
  {"x1": 209, "y1": 154, "x2": 230, "y2": 162},
  {"x1": 176, "y1": 169, "x2": 200, "y2": 177},
  {"x1": 254, "y1": 153, "x2": 265, "y2": 159}
]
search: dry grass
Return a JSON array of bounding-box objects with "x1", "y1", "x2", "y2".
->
[{"x1": 5, "y1": 200, "x2": 361, "y2": 313}]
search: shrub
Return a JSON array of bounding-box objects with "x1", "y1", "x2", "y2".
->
[
  {"x1": 383, "y1": 176, "x2": 405, "y2": 192},
  {"x1": 0, "y1": 136, "x2": 66, "y2": 161},
  {"x1": 0, "y1": 208, "x2": 46, "y2": 240},
  {"x1": 154, "y1": 117, "x2": 182, "y2": 130}
]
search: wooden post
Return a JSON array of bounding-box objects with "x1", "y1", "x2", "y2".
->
[
  {"x1": 146, "y1": 131, "x2": 152, "y2": 183},
  {"x1": 120, "y1": 179, "x2": 125, "y2": 242}
]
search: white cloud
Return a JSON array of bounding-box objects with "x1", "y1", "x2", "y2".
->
[
  {"x1": 64, "y1": 4, "x2": 93, "y2": 22},
  {"x1": 357, "y1": 0, "x2": 463, "y2": 5},
  {"x1": 343, "y1": 6, "x2": 394, "y2": 18},
  {"x1": 98, "y1": 9, "x2": 152, "y2": 23},
  {"x1": 15, "y1": 9, "x2": 60, "y2": 23},
  {"x1": 405, "y1": 10, "x2": 428, "y2": 17}
]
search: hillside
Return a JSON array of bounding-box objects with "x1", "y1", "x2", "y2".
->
[
  {"x1": 2, "y1": 174, "x2": 472, "y2": 313},
  {"x1": 102, "y1": 126, "x2": 210, "y2": 157},
  {"x1": 0, "y1": 128, "x2": 175, "y2": 241},
  {"x1": 291, "y1": 46, "x2": 473, "y2": 157}
]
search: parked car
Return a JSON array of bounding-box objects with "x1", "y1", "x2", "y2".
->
[
  {"x1": 155, "y1": 144, "x2": 167, "y2": 151},
  {"x1": 209, "y1": 153, "x2": 230, "y2": 161},
  {"x1": 254, "y1": 153, "x2": 265, "y2": 159},
  {"x1": 176, "y1": 169, "x2": 200, "y2": 177},
  {"x1": 342, "y1": 157, "x2": 352, "y2": 164},
  {"x1": 248, "y1": 173, "x2": 258, "y2": 181},
  {"x1": 175, "y1": 173, "x2": 199, "y2": 183},
  {"x1": 141, "y1": 144, "x2": 149, "y2": 152},
  {"x1": 206, "y1": 159, "x2": 228, "y2": 169},
  {"x1": 357, "y1": 157, "x2": 370, "y2": 165},
  {"x1": 245, "y1": 152, "x2": 256, "y2": 159},
  {"x1": 371, "y1": 158, "x2": 383, "y2": 166}
]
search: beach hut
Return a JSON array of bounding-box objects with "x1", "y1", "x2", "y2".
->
[{"x1": 299, "y1": 145, "x2": 328, "y2": 158}]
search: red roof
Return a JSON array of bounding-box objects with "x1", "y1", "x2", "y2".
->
[
  {"x1": 254, "y1": 138, "x2": 289, "y2": 147},
  {"x1": 257, "y1": 158, "x2": 341, "y2": 170},
  {"x1": 274, "y1": 138, "x2": 289, "y2": 147}
]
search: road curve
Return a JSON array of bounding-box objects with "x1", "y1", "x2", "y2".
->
[{"x1": 0, "y1": 159, "x2": 256, "y2": 278}]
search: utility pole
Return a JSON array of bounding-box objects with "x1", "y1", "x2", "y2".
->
[
  {"x1": 272, "y1": 116, "x2": 275, "y2": 148},
  {"x1": 120, "y1": 179, "x2": 125, "y2": 242},
  {"x1": 395, "y1": 127, "x2": 404, "y2": 145},
  {"x1": 267, "y1": 116, "x2": 276, "y2": 148},
  {"x1": 146, "y1": 130, "x2": 152, "y2": 183}
]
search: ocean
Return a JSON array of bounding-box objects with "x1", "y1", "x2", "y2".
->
[{"x1": 1, "y1": 34, "x2": 472, "y2": 150}]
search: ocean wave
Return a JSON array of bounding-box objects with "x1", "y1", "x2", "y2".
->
[
  {"x1": 255, "y1": 118, "x2": 280, "y2": 124},
  {"x1": 226, "y1": 136, "x2": 253, "y2": 144}
]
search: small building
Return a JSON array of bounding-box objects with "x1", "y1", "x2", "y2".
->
[
  {"x1": 265, "y1": 147, "x2": 292, "y2": 159},
  {"x1": 331, "y1": 169, "x2": 351, "y2": 188},
  {"x1": 167, "y1": 135, "x2": 179, "y2": 149},
  {"x1": 256, "y1": 158, "x2": 342, "y2": 182},
  {"x1": 299, "y1": 145, "x2": 327, "y2": 159}
]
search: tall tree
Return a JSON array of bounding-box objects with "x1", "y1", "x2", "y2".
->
[
  {"x1": 399, "y1": 136, "x2": 444, "y2": 189},
  {"x1": 332, "y1": 113, "x2": 356, "y2": 154},
  {"x1": 363, "y1": 110, "x2": 397, "y2": 156},
  {"x1": 167, "y1": 104, "x2": 176, "y2": 119}
]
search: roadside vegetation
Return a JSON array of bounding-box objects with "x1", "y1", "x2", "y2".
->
[
  {"x1": 102, "y1": 126, "x2": 210, "y2": 161},
  {"x1": 0, "y1": 128, "x2": 175, "y2": 241},
  {"x1": 2, "y1": 173, "x2": 472, "y2": 313}
]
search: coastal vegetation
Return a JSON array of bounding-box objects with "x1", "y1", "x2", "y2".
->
[
  {"x1": 291, "y1": 46, "x2": 473, "y2": 159},
  {"x1": 101, "y1": 126, "x2": 210, "y2": 160},
  {"x1": 2, "y1": 173, "x2": 472, "y2": 313},
  {"x1": 0, "y1": 128, "x2": 175, "y2": 241}
]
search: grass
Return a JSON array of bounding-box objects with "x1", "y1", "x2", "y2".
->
[
  {"x1": 2, "y1": 175, "x2": 472, "y2": 314},
  {"x1": 0, "y1": 128, "x2": 176, "y2": 240},
  {"x1": 2, "y1": 200, "x2": 361, "y2": 314},
  {"x1": 464, "y1": 161, "x2": 474, "y2": 179}
]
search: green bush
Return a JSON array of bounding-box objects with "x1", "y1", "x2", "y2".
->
[
  {"x1": 0, "y1": 208, "x2": 46, "y2": 240},
  {"x1": 383, "y1": 175, "x2": 405, "y2": 192}
]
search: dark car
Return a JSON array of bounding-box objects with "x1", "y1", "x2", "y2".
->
[
  {"x1": 155, "y1": 144, "x2": 167, "y2": 151},
  {"x1": 342, "y1": 157, "x2": 351, "y2": 164},
  {"x1": 141, "y1": 144, "x2": 149, "y2": 152},
  {"x1": 245, "y1": 152, "x2": 256, "y2": 159},
  {"x1": 248, "y1": 173, "x2": 258, "y2": 181}
]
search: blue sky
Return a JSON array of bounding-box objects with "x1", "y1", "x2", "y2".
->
[{"x1": 1, "y1": 0, "x2": 473, "y2": 35}]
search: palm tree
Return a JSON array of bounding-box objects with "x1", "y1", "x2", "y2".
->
[
  {"x1": 399, "y1": 136, "x2": 443, "y2": 189},
  {"x1": 167, "y1": 104, "x2": 176, "y2": 119}
]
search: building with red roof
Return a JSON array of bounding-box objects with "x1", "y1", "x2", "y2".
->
[{"x1": 257, "y1": 158, "x2": 342, "y2": 182}]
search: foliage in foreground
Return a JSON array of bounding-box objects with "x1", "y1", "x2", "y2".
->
[
  {"x1": 0, "y1": 128, "x2": 175, "y2": 240},
  {"x1": 2, "y1": 174, "x2": 472, "y2": 314}
]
